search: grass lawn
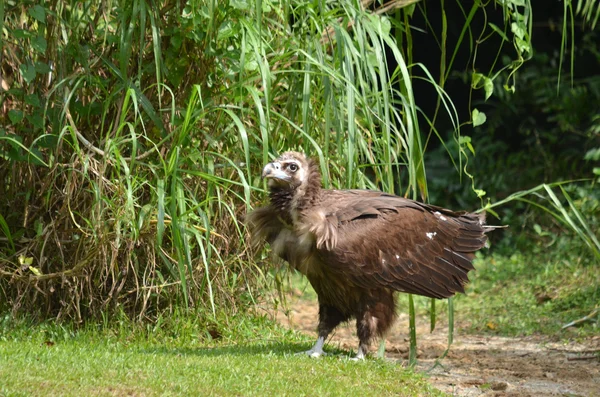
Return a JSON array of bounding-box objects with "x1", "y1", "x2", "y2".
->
[
  {"x1": 0, "y1": 318, "x2": 443, "y2": 397},
  {"x1": 456, "y1": 236, "x2": 599, "y2": 337},
  {"x1": 1, "y1": 235, "x2": 596, "y2": 396}
]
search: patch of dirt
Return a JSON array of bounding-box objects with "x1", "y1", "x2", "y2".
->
[{"x1": 271, "y1": 295, "x2": 600, "y2": 396}]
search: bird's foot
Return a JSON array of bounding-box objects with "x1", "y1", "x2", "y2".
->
[{"x1": 297, "y1": 336, "x2": 326, "y2": 358}]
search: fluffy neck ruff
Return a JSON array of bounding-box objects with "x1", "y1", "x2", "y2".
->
[{"x1": 269, "y1": 158, "x2": 322, "y2": 223}]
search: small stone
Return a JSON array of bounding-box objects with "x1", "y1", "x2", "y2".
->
[{"x1": 545, "y1": 372, "x2": 555, "y2": 379}]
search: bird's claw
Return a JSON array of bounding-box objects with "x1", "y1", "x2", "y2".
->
[{"x1": 296, "y1": 349, "x2": 326, "y2": 358}]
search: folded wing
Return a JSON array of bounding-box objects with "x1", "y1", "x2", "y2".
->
[{"x1": 308, "y1": 190, "x2": 488, "y2": 299}]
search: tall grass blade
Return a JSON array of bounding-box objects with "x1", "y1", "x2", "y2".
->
[
  {"x1": 544, "y1": 184, "x2": 600, "y2": 258},
  {"x1": 408, "y1": 293, "x2": 417, "y2": 366},
  {"x1": 0, "y1": 214, "x2": 14, "y2": 254}
]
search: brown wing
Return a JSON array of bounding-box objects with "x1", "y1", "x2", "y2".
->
[{"x1": 307, "y1": 190, "x2": 488, "y2": 299}]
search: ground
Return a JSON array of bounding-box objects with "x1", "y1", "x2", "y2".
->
[{"x1": 271, "y1": 291, "x2": 600, "y2": 397}]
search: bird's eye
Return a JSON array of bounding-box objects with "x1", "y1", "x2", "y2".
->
[{"x1": 288, "y1": 163, "x2": 298, "y2": 172}]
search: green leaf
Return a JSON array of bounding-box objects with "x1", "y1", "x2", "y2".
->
[
  {"x1": 18, "y1": 255, "x2": 34, "y2": 266},
  {"x1": 230, "y1": 0, "x2": 249, "y2": 10},
  {"x1": 584, "y1": 148, "x2": 600, "y2": 161},
  {"x1": 31, "y1": 35, "x2": 47, "y2": 53},
  {"x1": 472, "y1": 108, "x2": 487, "y2": 127},
  {"x1": 8, "y1": 110, "x2": 24, "y2": 124},
  {"x1": 217, "y1": 20, "x2": 236, "y2": 41},
  {"x1": 471, "y1": 72, "x2": 483, "y2": 87},
  {"x1": 483, "y1": 77, "x2": 494, "y2": 100},
  {"x1": 504, "y1": 84, "x2": 516, "y2": 93},
  {"x1": 244, "y1": 59, "x2": 258, "y2": 71},
  {"x1": 28, "y1": 5, "x2": 46, "y2": 23},
  {"x1": 25, "y1": 94, "x2": 41, "y2": 107},
  {"x1": 507, "y1": 0, "x2": 526, "y2": 7},
  {"x1": 511, "y1": 22, "x2": 525, "y2": 39},
  {"x1": 380, "y1": 16, "x2": 391, "y2": 36},
  {"x1": 467, "y1": 141, "x2": 475, "y2": 155},
  {"x1": 19, "y1": 63, "x2": 36, "y2": 84},
  {"x1": 473, "y1": 73, "x2": 494, "y2": 100},
  {"x1": 12, "y1": 29, "x2": 31, "y2": 39},
  {"x1": 474, "y1": 189, "x2": 486, "y2": 198},
  {"x1": 26, "y1": 112, "x2": 44, "y2": 131},
  {"x1": 459, "y1": 136, "x2": 476, "y2": 155},
  {"x1": 170, "y1": 33, "x2": 183, "y2": 50},
  {"x1": 366, "y1": 53, "x2": 379, "y2": 68},
  {"x1": 515, "y1": 37, "x2": 531, "y2": 54},
  {"x1": 28, "y1": 266, "x2": 42, "y2": 276},
  {"x1": 404, "y1": 3, "x2": 417, "y2": 16},
  {"x1": 34, "y1": 61, "x2": 51, "y2": 74}
]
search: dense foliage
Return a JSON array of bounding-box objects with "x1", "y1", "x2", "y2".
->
[
  {"x1": 1, "y1": 0, "x2": 598, "y2": 336},
  {"x1": 0, "y1": 0, "x2": 436, "y2": 321}
]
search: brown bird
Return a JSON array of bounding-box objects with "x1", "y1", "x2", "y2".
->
[{"x1": 246, "y1": 151, "x2": 495, "y2": 359}]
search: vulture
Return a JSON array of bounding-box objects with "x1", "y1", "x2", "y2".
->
[{"x1": 246, "y1": 151, "x2": 495, "y2": 360}]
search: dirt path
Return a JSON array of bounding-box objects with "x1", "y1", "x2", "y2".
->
[{"x1": 271, "y1": 294, "x2": 600, "y2": 396}]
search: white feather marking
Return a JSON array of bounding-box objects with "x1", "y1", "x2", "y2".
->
[
  {"x1": 426, "y1": 231, "x2": 437, "y2": 240},
  {"x1": 433, "y1": 211, "x2": 448, "y2": 221}
]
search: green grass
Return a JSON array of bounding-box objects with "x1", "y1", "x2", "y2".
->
[
  {"x1": 0, "y1": 316, "x2": 443, "y2": 397},
  {"x1": 456, "y1": 238, "x2": 599, "y2": 337},
  {"x1": 1, "y1": 233, "x2": 597, "y2": 396}
]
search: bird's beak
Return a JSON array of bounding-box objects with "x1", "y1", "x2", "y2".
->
[{"x1": 262, "y1": 162, "x2": 289, "y2": 181}]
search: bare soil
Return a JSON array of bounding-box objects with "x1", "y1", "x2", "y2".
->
[{"x1": 270, "y1": 293, "x2": 600, "y2": 396}]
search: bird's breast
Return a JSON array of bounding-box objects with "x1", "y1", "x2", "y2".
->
[{"x1": 271, "y1": 227, "x2": 316, "y2": 274}]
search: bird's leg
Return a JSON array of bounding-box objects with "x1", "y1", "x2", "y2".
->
[
  {"x1": 354, "y1": 294, "x2": 396, "y2": 361},
  {"x1": 352, "y1": 342, "x2": 368, "y2": 361},
  {"x1": 350, "y1": 320, "x2": 372, "y2": 361},
  {"x1": 298, "y1": 304, "x2": 348, "y2": 358},
  {"x1": 353, "y1": 315, "x2": 374, "y2": 361}
]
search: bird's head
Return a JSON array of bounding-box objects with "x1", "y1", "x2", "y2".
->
[
  {"x1": 262, "y1": 151, "x2": 311, "y2": 190},
  {"x1": 262, "y1": 151, "x2": 321, "y2": 214}
]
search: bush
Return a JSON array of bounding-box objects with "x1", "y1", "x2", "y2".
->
[{"x1": 0, "y1": 1, "x2": 434, "y2": 321}]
